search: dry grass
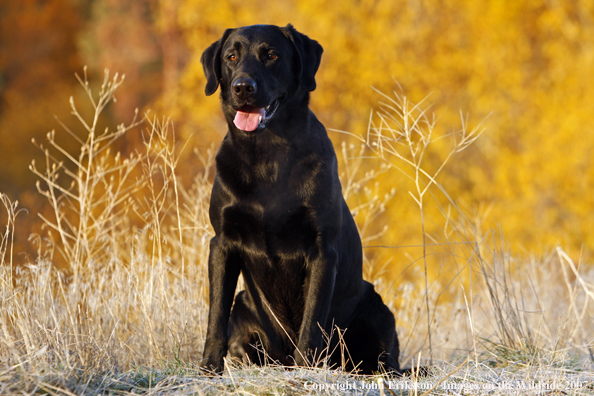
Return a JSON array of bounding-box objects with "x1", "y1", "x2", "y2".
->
[{"x1": 1, "y1": 72, "x2": 593, "y2": 395}]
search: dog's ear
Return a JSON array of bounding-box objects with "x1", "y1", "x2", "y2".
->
[
  {"x1": 201, "y1": 29, "x2": 234, "y2": 96},
  {"x1": 281, "y1": 24, "x2": 323, "y2": 92}
]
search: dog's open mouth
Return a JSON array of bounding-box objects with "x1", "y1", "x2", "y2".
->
[{"x1": 233, "y1": 99, "x2": 281, "y2": 132}]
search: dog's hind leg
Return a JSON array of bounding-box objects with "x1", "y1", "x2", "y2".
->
[
  {"x1": 337, "y1": 283, "x2": 401, "y2": 374},
  {"x1": 227, "y1": 291, "x2": 293, "y2": 366},
  {"x1": 227, "y1": 291, "x2": 267, "y2": 365}
]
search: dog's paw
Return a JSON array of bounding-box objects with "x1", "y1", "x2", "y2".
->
[
  {"x1": 200, "y1": 347, "x2": 225, "y2": 374},
  {"x1": 200, "y1": 357, "x2": 224, "y2": 375},
  {"x1": 293, "y1": 350, "x2": 307, "y2": 367},
  {"x1": 293, "y1": 347, "x2": 320, "y2": 368}
]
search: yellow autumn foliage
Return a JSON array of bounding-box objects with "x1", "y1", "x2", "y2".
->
[{"x1": 154, "y1": 0, "x2": 593, "y2": 284}]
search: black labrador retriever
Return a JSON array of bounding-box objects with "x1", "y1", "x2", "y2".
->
[{"x1": 200, "y1": 24, "x2": 401, "y2": 375}]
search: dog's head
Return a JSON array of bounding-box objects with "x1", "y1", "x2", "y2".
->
[{"x1": 201, "y1": 24, "x2": 323, "y2": 133}]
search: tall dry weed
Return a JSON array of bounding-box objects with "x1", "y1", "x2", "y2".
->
[
  {"x1": 1, "y1": 70, "x2": 214, "y2": 385},
  {"x1": 0, "y1": 72, "x2": 592, "y2": 395},
  {"x1": 335, "y1": 85, "x2": 593, "y2": 372}
]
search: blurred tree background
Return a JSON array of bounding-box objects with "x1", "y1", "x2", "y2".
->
[{"x1": 1, "y1": 0, "x2": 592, "y2": 275}]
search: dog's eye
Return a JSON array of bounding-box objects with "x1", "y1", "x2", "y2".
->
[
  {"x1": 267, "y1": 54, "x2": 278, "y2": 61},
  {"x1": 228, "y1": 54, "x2": 237, "y2": 61}
]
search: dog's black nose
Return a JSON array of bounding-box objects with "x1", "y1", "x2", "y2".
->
[{"x1": 232, "y1": 78, "x2": 257, "y2": 98}]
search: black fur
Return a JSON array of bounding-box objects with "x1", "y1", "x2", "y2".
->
[{"x1": 200, "y1": 24, "x2": 401, "y2": 375}]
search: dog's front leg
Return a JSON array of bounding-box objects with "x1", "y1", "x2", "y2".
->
[
  {"x1": 202, "y1": 236, "x2": 240, "y2": 373},
  {"x1": 294, "y1": 247, "x2": 338, "y2": 366}
]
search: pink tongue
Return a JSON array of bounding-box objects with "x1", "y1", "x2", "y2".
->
[{"x1": 233, "y1": 108, "x2": 266, "y2": 131}]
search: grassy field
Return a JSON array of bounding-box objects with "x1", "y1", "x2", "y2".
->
[{"x1": 1, "y1": 72, "x2": 593, "y2": 395}]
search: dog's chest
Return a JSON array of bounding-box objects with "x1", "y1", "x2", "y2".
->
[
  {"x1": 216, "y1": 144, "x2": 327, "y2": 258},
  {"x1": 221, "y1": 195, "x2": 318, "y2": 258}
]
